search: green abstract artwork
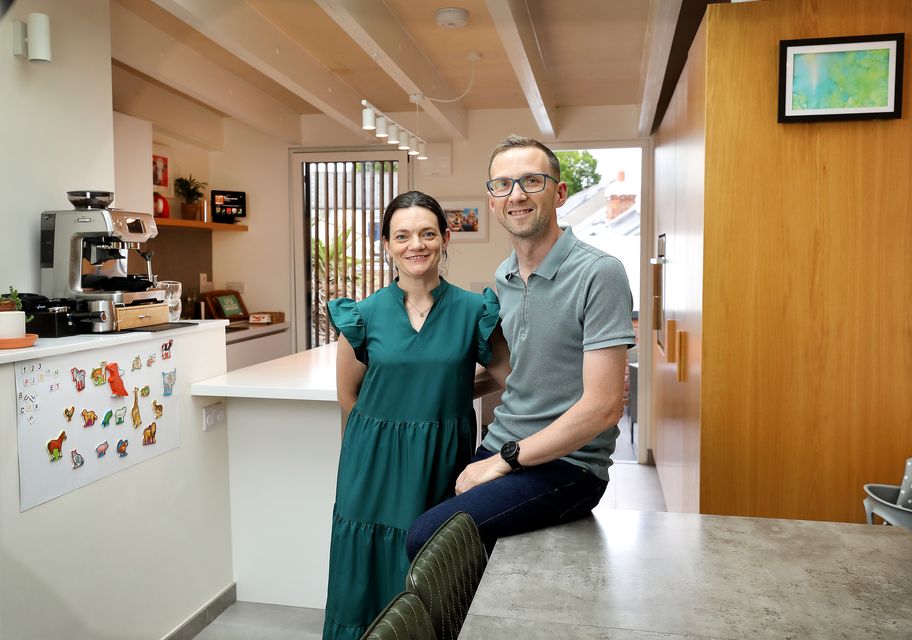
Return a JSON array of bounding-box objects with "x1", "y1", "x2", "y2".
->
[{"x1": 791, "y1": 48, "x2": 891, "y2": 110}]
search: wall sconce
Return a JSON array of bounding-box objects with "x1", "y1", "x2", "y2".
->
[{"x1": 12, "y1": 13, "x2": 53, "y2": 63}]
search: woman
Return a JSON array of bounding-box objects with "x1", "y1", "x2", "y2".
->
[{"x1": 322, "y1": 191, "x2": 509, "y2": 640}]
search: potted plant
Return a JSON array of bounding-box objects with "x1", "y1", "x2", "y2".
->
[
  {"x1": 0, "y1": 287, "x2": 32, "y2": 342},
  {"x1": 174, "y1": 174, "x2": 209, "y2": 220}
]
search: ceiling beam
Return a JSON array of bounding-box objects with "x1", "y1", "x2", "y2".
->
[
  {"x1": 149, "y1": 0, "x2": 369, "y2": 139},
  {"x1": 111, "y1": 3, "x2": 300, "y2": 144},
  {"x1": 314, "y1": 0, "x2": 468, "y2": 140},
  {"x1": 638, "y1": 0, "x2": 683, "y2": 136},
  {"x1": 485, "y1": 0, "x2": 557, "y2": 139}
]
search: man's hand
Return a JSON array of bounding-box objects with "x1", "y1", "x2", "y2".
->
[{"x1": 455, "y1": 455, "x2": 511, "y2": 494}]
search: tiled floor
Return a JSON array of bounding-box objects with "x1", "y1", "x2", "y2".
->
[{"x1": 193, "y1": 450, "x2": 665, "y2": 639}]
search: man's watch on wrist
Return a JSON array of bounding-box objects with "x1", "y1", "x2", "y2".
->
[{"x1": 500, "y1": 440, "x2": 523, "y2": 472}]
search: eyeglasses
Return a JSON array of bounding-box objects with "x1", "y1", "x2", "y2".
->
[{"x1": 486, "y1": 173, "x2": 559, "y2": 197}]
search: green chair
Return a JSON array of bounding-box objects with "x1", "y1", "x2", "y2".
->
[
  {"x1": 360, "y1": 591, "x2": 436, "y2": 640},
  {"x1": 405, "y1": 512, "x2": 487, "y2": 640}
]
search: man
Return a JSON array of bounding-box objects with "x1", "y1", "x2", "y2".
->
[{"x1": 406, "y1": 134, "x2": 635, "y2": 557}]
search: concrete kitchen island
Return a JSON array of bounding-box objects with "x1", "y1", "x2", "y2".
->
[
  {"x1": 0, "y1": 320, "x2": 235, "y2": 640},
  {"x1": 190, "y1": 342, "x2": 342, "y2": 609}
]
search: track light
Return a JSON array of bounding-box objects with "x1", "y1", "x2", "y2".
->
[
  {"x1": 387, "y1": 123, "x2": 400, "y2": 145},
  {"x1": 375, "y1": 116, "x2": 388, "y2": 138},
  {"x1": 360, "y1": 99, "x2": 428, "y2": 159},
  {"x1": 362, "y1": 106, "x2": 375, "y2": 130}
]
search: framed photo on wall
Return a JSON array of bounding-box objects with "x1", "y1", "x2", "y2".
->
[
  {"x1": 778, "y1": 33, "x2": 904, "y2": 123},
  {"x1": 152, "y1": 153, "x2": 173, "y2": 197},
  {"x1": 441, "y1": 200, "x2": 488, "y2": 242}
]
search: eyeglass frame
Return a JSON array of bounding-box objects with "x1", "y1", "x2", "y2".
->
[{"x1": 485, "y1": 173, "x2": 560, "y2": 197}]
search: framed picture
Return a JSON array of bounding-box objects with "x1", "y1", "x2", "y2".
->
[
  {"x1": 152, "y1": 153, "x2": 173, "y2": 197},
  {"x1": 441, "y1": 200, "x2": 488, "y2": 242},
  {"x1": 201, "y1": 289, "x2": 249, "y2": 321},
  {"x1": 778, "y1": 33, "x2": 904, "y2": 123}
]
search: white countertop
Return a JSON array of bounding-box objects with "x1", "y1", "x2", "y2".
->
[
  {"x1": 191, "y1": 341, "x2": 337, "y2": 402},
  {"x1": 0, "y1": 320, "x2": 229, "y2": 365}
]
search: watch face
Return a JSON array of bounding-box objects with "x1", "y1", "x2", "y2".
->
[{"x1": 501, "y1": 441, "x2": 518, "y2": 460}]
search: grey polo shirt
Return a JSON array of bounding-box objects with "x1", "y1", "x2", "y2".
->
[{"x1": 483, "y1": 227, "x2": 635, "y2": 481}]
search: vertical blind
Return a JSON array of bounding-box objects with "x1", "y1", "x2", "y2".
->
[{"x1": 304, "y1": 160, "x2": 399, "y2": 348}]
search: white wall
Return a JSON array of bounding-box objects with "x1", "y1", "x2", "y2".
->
[
  {"x1": 0, "y1": 0, "x2": 115, "y2": 293},
  {"x1": 211, "y1": 119, "x2": 292, "y2": 314},
  {"x1": 113, "y1": 112, "x2": 153, "y2": 214}
]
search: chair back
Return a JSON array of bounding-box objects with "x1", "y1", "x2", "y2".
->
[
  {"x1": 405, "y1": 512, "x2": 487, "y2": 640},
  {"x1": 361, "y1": 591, "x2": 436, "y2": 640}
]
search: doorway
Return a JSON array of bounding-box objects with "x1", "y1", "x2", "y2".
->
[{"x1": 554, "y1": 144, "x2": 650, "y2": 463}]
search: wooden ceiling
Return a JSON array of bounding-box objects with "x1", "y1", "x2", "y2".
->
[{"x1": 111, "y1": 0, "x2": 685, "y2": 142}]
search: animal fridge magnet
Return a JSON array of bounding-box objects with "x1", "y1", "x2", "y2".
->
[
  {"x1": 64, "y1": 406, "x2": 75, "y2": 422},
  {"x1": 162, "y1": 369, "x2": 176, "y2": 397},
  {"x1": 101, "y1": 409, "x2": 114, "y2": 427},
  {"x1": 147, "y1": 353, "x2": 156, "y2": 367},
  {"x1": 90, "y1": 361, "x2": 107, "y2": 386},
  {"x1": 140, "y1": 385, "x2": 151, "y2": 397},
  {"x1": 82, "y1": 409, "x2": 98, "y2": 428},
  {"x1": 71, "y1": 367, "x2": 86, "y2": 392},
  {"x1": 151, "y1": 400, "x2": 163, "y2": 418},
  {"x1": 114, "y1": 406, "x2": 127, "y2": 425},
  {"x1": 116, "y1": 439, "x2": 128, "y2": 457},
  {"x1": 106, "y1": 362, "x2": 128, "y2": 396},
  {"x1": 161, "y1": 339, "x2": 174, "y2": 359},
  {"x1": 142, "y1": 422, "x2": 157, "y2": 445},
  {"x1": 47, "y1": 431, "x2": 67, "y2": 461},
  {"x1": 71, "y1": 449, "x2": 85, "y2": 469},
  {"x1": 96, "y1": 441, "x2": 109, "y2": 458},
  {"x1": 131, "y1": 388, "x2": 142, "y2": 427},
  {"x1": 131, "y1": 355, "x2": 142, "y2": 371}
]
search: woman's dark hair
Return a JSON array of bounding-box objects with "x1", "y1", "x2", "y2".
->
[{"x1": 381, "y1": 191, "x2": 448, "y2": 241}]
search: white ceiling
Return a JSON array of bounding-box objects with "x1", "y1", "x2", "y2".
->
[{"x1": 111, "y1": 0, "x2": 681, "y2": 142}]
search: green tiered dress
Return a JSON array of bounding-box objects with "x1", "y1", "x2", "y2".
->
[{"x1": 322, "y1": 279, "x2": 499, "y2": 640}]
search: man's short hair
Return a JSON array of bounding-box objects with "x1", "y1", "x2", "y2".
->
[{"x1": 488, "y1": 134, "x2": 561, "y2": 179}]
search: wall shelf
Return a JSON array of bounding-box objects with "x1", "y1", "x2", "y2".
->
[{"x1": 154, "y1": 218, "x2": 248, "y2": 232}]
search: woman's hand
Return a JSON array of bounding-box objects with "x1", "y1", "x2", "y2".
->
[{"x1": 455, "y1": 455, "x2": 511, "y2": 494}]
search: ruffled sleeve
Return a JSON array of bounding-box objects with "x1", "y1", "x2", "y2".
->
[
  {"x1": 476, "y1": 287, "x2": 501, "y2": 366},
  {"x1": 327, "y1": 298, "x2": 367, "y2": 364}
]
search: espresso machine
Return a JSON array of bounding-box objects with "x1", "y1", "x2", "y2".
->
[{"x1": 38, "y1": 191, "x2": 168, "y2": 332}]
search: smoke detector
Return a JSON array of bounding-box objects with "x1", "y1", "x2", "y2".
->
[{"x1": 436, "y1": 7, "x2": 469, "y2": 28}]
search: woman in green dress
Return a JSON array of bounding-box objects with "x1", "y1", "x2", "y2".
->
[{"x1": 322, "y1": 191, "x2": 509, "y2": 640}]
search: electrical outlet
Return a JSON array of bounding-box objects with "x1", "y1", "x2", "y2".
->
[
  {"x1": 226, "y1": 281, "x2": 245, "y2": 294},
  {"x1": 202, "y1": 401, "x2": 227, "y2": 431}
]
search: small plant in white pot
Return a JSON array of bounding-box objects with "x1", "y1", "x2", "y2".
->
[
  {"x1": 0, "y1": 287, "x2": 33, "y2": 345},
  {"x1": 174, "y1": 174, "x2": 208, "y2": 220}
]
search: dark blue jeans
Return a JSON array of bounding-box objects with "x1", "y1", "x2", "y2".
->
[{"x1": 406, "y1": 445, "x2": 609, "y2": 559}]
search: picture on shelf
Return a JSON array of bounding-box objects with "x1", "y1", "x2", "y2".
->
[{"x1": 152, "y1": 153, "x2": 173, "y2": 197}]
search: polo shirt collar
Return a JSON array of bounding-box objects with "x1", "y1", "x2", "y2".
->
[{"x1": 504, "y1": 226, "x2": 577, "y2": 281}]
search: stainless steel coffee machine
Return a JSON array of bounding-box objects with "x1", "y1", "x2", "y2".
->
[{"x1": 39, "y1": 191, "x2": 168, "y2": 331}]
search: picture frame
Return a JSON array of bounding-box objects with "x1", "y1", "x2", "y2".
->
[
  {"x1": 441, "y1": 200, "x2": 488, "y2": 242},
  {"x1": 778, "y1": 33, "x2": 904, "y2": 123},
  {"x1": 152, "y1": 153, "x2": 173, "y2": 197},
  {"x1": 201, "y1": 289, "x2": 249, "y2": 321}
]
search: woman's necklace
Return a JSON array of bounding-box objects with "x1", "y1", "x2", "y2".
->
[{"x1": 405, "y1": 297, "x2": 433, "y2": 318}]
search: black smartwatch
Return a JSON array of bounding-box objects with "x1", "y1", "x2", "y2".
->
[{"x1": 500, "y1": 440, "x2": 523, "y2": 472}]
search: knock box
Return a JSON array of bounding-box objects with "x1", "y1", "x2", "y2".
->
[{"x1": 210, "y1": 190, "x2": 247, "y2": 224}]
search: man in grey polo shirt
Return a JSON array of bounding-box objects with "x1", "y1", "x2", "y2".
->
[{"x1": 406, "y1": 134, "x2": 635, "y2": 556}]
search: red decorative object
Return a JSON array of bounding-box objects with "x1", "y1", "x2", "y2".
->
[{"x1": 153, "y1": 192, "x2": 170, "y2": 218}]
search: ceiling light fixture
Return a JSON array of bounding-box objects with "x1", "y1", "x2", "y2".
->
[{"x1": 360, "y1": 99, "x2": 428, "y2": 160}]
